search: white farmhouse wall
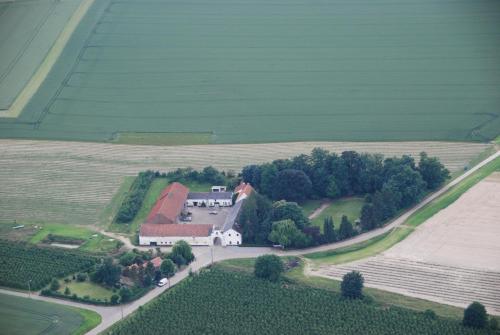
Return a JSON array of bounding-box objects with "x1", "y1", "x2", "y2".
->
[
  {"x1": 139, "y1": 235, "x2": 213, "y2": 246},
  {"x1": 223, "y1": 229, "x2": 242, "y2": 246},
  {"x1": 186, "y1": 198, "x2": 232, "y2": 207}
]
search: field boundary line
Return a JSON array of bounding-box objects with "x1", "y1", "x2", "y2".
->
[{"x1": 0, "y1": 0, "x2": 95, "y2": 119}]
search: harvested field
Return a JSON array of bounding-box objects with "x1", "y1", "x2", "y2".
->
[
  {"x1": 312, "y1": 173, "x2": 500, "y2": 314},
  {"x1": 0, "y1": 139, "x2": 491, "y2": 225},
  {"x1": 1, "y1": 0, "x2": 500, "y2": 142}
]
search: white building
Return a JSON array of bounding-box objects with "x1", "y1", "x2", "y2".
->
[
  {"x1": 211, "y1": 200, "x2": 244, "y2": 246},
  {"x1": 139, "y1": 223, "x2": 214, "y2": 246},
  {"x1": 186, "y1": 191, "x2": 233, "y2": 207}
]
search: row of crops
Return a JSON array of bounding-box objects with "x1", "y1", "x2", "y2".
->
[
  {"x1": 106, "y1": 269, "x2": 494, "y2": 335},
  {"x1": 0, "y1": 240, "x2": 97, "y2": 290}
]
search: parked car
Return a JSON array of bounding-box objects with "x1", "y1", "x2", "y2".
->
[
  {"x1": 209, "y1": 211, "x2": 218, "y2": 215},
  {"x1": 157, "y1": 278, "x2": 168, "y2": 287}
]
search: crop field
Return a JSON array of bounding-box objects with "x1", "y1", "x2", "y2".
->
[
  {"x1": 0, "y1": 293, "x2": 98, "y2": 335},
  {"x1": 0, "y1": 140, "x2": 491, "y2": 225},
  {"x1": 312, "y1": 172, "x2": 500, "y2": 315},
  {"x1": 1, "y1": 0, "x2": 500, "y2": 142},
  {"x1": 0, "y1": 239, "x2": 96, "y2": 290},
  {"x1": 106, "y1": 268, "x2": 495, "y2": 335},
  {"x1": 0, "y1": 0, "x2": 83, "y2": 112}
]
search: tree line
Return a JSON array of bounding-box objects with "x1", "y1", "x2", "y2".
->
[{"x1": 238, "y1": 149, "x2": 449, "y2": 248}]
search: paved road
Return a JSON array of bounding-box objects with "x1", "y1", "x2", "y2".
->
[{"x1": 1, "y1": 150, "x2": 497, "y2": 334}]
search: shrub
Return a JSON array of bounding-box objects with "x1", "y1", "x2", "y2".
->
[
  {"x1": 170, "y1": 241, "x2": 194, "y2": 265},
  {"x1": 64, "y1": 287, "x2": 71, "y2": 295},
  {"x1": 50, "y1": 278, "x2": 60, "y2": 291},
  {"x1": 110, "y1": 294, "x2": 120, "y2": 305},
  {"x1": 160, "y1": 259, "x2": 176, "y2": 278},
  {"x1": 341, "y1": 271, "x2": 364, "y2": 299},
  {"x1": 254, "y1": 255, "x2": 284, "y2": 282},
  {"x1": 76, "y1": 273, "x2": 87, "y2": 282},
  {"x1": 463, "y1": 302, "x2": 488, "y2": 328}
]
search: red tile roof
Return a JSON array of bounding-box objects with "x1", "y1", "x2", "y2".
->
[
  {"x1": 140, "y1": 223, "x2": 213, "y2": 237},
  {"x1": 128, "y1": 256, "x2": 163, "y2": 270},
  {"x1": 235, "y1": 182, "x2": 254, "y2": 202},
  {"x1": 146, "y1": 182, "x2": 189, "y2": 224}
]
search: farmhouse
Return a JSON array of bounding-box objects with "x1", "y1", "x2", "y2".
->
[
  {"x1": 186, "y1": 191, "x2": 233, "y2": 207},
  {"x1": 145, "y1": 182, "x2": 188, "y2": 224},
  {"x1": 139, "y1": 182, "x2": 245, "y2": 247}
]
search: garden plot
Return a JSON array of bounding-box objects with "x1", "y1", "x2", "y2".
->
[
  {"x1": 0, "y1": 139, "x2": 491, "y2": 225},
  {"x1": 312, "y1": 173, "x2": 500, "y2": 314}
]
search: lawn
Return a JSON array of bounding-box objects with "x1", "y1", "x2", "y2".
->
[
  {"x1": 2, "y1": 0, "x2": 499, "y2": 143},
  {"x1": 28, "y1": 223, "x2": 121, "y2": 254},
  {"x1": 58, "y1": 280, "x2": 115, "y2": 301},
  {"x1": 0, "y1": 293, "x2": 100, "y2": 335},
  {"x1": 108, "y1": 177, "x2": 212, "y2": 234},
  {"x1": 310, "y1": 197, "x2": 364, "y2": 231},
  {"x1": 299, "y1": 199, "x2": 323, "y2": 217}
]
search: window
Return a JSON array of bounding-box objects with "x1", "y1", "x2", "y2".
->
[
  {"x1": 236, "y1": 234, "x2": 239, "y2": 236},
  {"x1": 229, "y1": 241, "x2": 232, "y2": 245},
  {"x1": 237, "y1": 241, "x2": 240, "y2": 245},
  {"x1": 229, "y1": 233, "x2": 231, "y2": 237}
]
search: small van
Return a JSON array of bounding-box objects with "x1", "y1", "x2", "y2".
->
[{"x1": 157, "y1": 278, "x2": 168, "y2": 287}]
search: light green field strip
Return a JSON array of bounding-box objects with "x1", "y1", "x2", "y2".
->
[{"x1": 0, "y1": 0, "x2": 95, "y2": 118}]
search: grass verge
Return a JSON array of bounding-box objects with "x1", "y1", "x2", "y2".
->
[
  {"x1": 304, "y1": 227, "x2": 413, "y2": 264},
  {"x1": 111, "y1": 132, "x2": 213, "y2": 145},
  {"x1": 71, "y1": 307, "x2": 102, "y2": 335}
]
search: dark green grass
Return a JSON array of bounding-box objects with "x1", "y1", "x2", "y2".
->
[
  {"x1": 0, "y1": 293, "x2": 100, "y2": 335},
  {"x1": 2, "y1": 0, "x2": 499, "y2": 143}
]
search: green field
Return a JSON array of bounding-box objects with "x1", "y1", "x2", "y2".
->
[
  {"x1": 0, "y1": 293, "x2": 100, "y2": 335},
  {"x1": 28, "y1": 223, "x2": 121, "y2": 254},
  {"x1": 1, "y1": 0, "x2": 499, "y2": 143},
  {"x1": 106, "y1": 268, "x2": 495, "y2": 335},
  {"x1": 0, "y1": 0, "x2": 82, "y2": 111},
  {"x1": 311, "y1": 197, "x2": 364, "y2": 231}
]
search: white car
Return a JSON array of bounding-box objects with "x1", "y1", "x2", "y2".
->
[
  {"x1": 157, "y1": 278, "x2": 168, "y2": 287},
  {"x1": 209, "y1": 211, "x2": 218, "y2": 215}
]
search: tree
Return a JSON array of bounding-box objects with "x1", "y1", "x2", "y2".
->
[
  {"x1": 384, "y1": 166, "x2": 426, "y2": 208},
  {"x1": 170, "y1": 240, "x2": 194, "y2": 265},
  {"x1": 64, "y1": 287, "x2": 70, "y2": 295},
  {"x1": 418, "y1": 152, "x2": 450, "y2": 190},
  {"x1": 76, "y1": 273, "x2": 87, "y2": 282},
  {"x1": 143, "y1": 274, "x2": 152, "y2": 287},
  {"x1": 241, "y1": 165, "x2": 261, "y2": 188},
  {"x1": 110, "y1": 294, "x2": 119, "y2": 305},
  {"x1": 268, "y1": 220, "x2": 308, "y2": 248},
  {"x1": 119, "y1": 287, "x2": 132, "y2": 303},
  {"x1": 270, "y1": 201, "x2": 309, "y2": 230},
  {"x1": 341, "y1": 271, "x2": 364, "y2": 299},
  {"x1": 323, "y1": 216, "x2": 336, "y2": 243},
  {"x1": 259, "y1": 163, "x2": 278, "y2": 197},
  {"x1": 92, "y1": 258, "x2": 121, "y2": 287},
  {"x1": 50, "y1": 278, "x2": 60, "y2": 291},
  {"x1": 338, "y1": 215, "x2": 354, "y2": 240},
  {"x1": 160, "y1": 259, "x2": 176, "y2": 278},
  {"x1": 325, "y1": 176, "x2": 340, "y2": 198},
  {"x1": 145, "y1": 261, "x2": 155, "y2": 278},
  {"x1": 254, "y1": 255, "x2": 284, "y2": 282},
  {"x1": 119, "y1": 252, "x2": 137, "y2": 266},
  {"x1": 272, "y1": 169, "x2": 312, "y2": 201},
  {"x1": 463, "y1": 302, "x2": 488, "y2": 328}
]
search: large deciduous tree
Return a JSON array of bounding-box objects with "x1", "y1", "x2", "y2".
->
[
  {"x1": 418, "y1": 152, "x2": 450, "y2": 190},
  {"x1": 254, "y1": 254, "x2": 284, "y2": 282},
  {"x1": 463, "y1": 302, "x2": 488, "y2": 329},
  {"x1": 341, "y1": 271, "x2": 364, "y2": 299},
  {"x1": 272, "y1": 169, "x2": 312, "y2": 201}
]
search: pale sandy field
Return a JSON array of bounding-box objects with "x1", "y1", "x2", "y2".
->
[{"x1": 313, "y1": 173, "x2": 500, "y2": 314}]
